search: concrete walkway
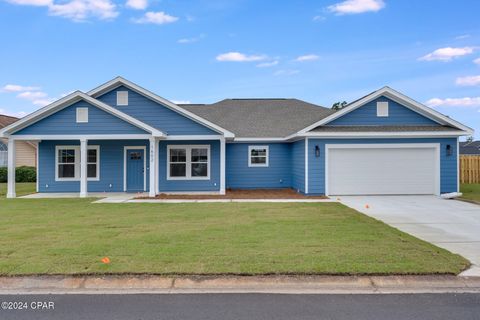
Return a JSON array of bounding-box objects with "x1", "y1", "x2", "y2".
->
[
  {"x1": 20, "y1": 192, "x2": 148, "y2": 203},
  {"x1": 339, "y1": 196, "x2": 480, "y2": 276},
  {"x1": 0, "y1": 275, "x2": 479, "y2": 294}
]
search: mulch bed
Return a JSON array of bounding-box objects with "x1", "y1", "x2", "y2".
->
[{"x1": 139, "y1": 188, "x2": 328, "y2": 200}]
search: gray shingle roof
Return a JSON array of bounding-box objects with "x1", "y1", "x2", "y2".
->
[
  {"x1": 310, "y1": 125, "x2": 461, "y2": 132},
  {"x1": 181, "y1": 99, "x2": 335, "y2": 138}
]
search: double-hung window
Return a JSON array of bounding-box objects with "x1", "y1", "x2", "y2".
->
[
  {"x1": 248, "y1": 146, "x2": 269, "y2": 167},
  {"x1": 167, "y1": 145, "x2": 210, "y2": 180},
  {"x1": 55, "y1": 145, "x2": 100, "y2": 181}
]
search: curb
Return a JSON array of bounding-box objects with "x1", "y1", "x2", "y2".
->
[{"x1": 1, "y1": 275, "x2": 480, "y2": 294}]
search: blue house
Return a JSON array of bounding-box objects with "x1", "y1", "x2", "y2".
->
[{"x1": 0, "y1": 77, "x2": 473, "y2": 198}]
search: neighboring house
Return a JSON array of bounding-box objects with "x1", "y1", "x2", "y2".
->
[
  {"x1": 0, "y1": 77, "x2": 473, "y2": 198},
  {"x1": 460, "y1": 141, "x2": 480, "y2": 155},
  {"x1": 0, "y1": 114, "x2": 36, "y2": 168}
]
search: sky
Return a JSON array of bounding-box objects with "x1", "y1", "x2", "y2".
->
[{"x1": 0, "y1": 0, "x2": 479, "y2": 138}]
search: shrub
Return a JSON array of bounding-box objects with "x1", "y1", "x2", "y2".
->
[
  {"x1": 0, "y1": 166, "x2": 37, "y2": 183},
  {"x1": 15, "y1": 166, "x2": 36, "y2": 183},
  {"x1": 0, "y1": 167, "x2": 6, "y2": 183}
]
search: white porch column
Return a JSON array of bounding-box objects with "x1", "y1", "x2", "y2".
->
[
  {"x1": 149, "y1": 137, "x2": 156, "y2": 197},
  {"x1": 6, "y1": 139, "x2": 16, "y2": 198},
  {"x1": 220, "y1": 137, "x2": 226, "y2": 195},
  {"x1": 80, "y1": 138, "x2": 88, "y2": 198},
  {"x1": 155, "y1": 139, "x2": 159, "y2": 195}
]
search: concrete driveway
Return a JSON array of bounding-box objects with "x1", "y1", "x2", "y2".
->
[{"x1": 339, "y1": 196, "x2": 480, "y2": 276}]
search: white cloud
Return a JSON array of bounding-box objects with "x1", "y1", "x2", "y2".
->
[
  {"x1": 474, "y1": 58, "x2": 480, "y2": 65},
  {"x1": 0, "y1": 109, "x2": 29, "y2": 118},
  {"x1": 295, "y1": 54, "x2": 319, "y2": 62},
  {"x1": 177, "y1": 34, "x2": 205, "y2": 44},
  {"x1": 256, "y1": 60, "x2": 279, "y2": 68},
  {"x1": 216, "y1": 52, "x2": 267, "y2": 62},
  {"x1": 48, "y1": 0, "x2": 119, "y2": 21},
  {"x1": 1, "y1": 84, "x2": 40, "y2": 92},
  {"x1": 327, "y1": 0, "x2": 385, "y2": 15},
  {"x1": 133, "y1": 11, "x2": 178, "y2": 24},
  {"x1": 419, "y1": 47, "x2": 475, "y2": 62},
  {"x1": 273, "y1": 69, "x2": 300, "y2": 76},
  {"x1": 426, "y1": 97, "x2": 480, "y2": 108},
  {"x1": 16, "y1": 91, "x2": 55, "y2": 106},
  {"x1": 6, "y1": 0, "x2": 51, "y2": 5},
  {"x1": 171, "y1": 100, "x2": 191, "y2": 105},
  {"x1": 125, "y1": 0, "x2": 147, "y2": 10},
  {"x1": 455, "y1": 34, "x2": 470, "y2": 40},
  {"x1": 456, "y1": 75, "x2": 480, "y2": 86},
  {"x1": 5, "y1": 0, "x2": 119, "y2": 21},
  {"x1": 313, "y1": 15, "x2": 325, "y2": 21}
]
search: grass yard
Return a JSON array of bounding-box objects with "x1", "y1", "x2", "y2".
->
[
  {"x1": 460, "y1": 183, "x2": 480, "y2": 202},
  {"x1": 0, "y1": 182, "x2": 36, "y2": 197},
  {"x1": 0, "y1": 196, "x2": 469, "y2": 275}
]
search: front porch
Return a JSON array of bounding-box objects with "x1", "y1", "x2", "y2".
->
[{"x1": 5, "y1": 135, "x2": 226, "y2": 198}]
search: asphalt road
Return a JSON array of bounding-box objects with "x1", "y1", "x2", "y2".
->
[{"x1": 0, "y1": 293, "x2": 479, "y2": 320}]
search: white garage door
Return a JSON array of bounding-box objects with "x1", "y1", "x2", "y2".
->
[{"x1": 326, "y1": 144, "x2": 439, "y2": 195}]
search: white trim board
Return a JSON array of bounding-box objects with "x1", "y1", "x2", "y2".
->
[
  {"x1": 123, "y1": 146, "x2": 147, "y2": 192},
  {"x1": 9, "y1": 134, "x2": 154, "y2": 141},
  {"x1": 87, "y1": 77, "x2": 235, "y2": 138},
  {"x1": 296, "y1": 86, "x2": 474, "y2": 136},
  {"x1": 324, "y1": 143, "x2": 441, "y2": 196},
  {"x1": 0, "y1": 92, "x2": 165, "y2": 138}
]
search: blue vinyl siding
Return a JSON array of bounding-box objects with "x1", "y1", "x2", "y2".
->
[
  {"x1": 307, "y1": 138, "x2": 458, "y2": 195},
  {"x1": 96, "y1": 86, "x2": 218, "y2": 135},
  {"x1": 158, "y1": 140, "x2": 220, "y2": 192},
  {"x1": 38, "y1": 140, "x2": 150, "y2": 192},
  {"x1": 14, "y1": 101, "x2": 148, "y2": 135},
  {"x1": 291, "y1": 139, "x2": 305, "y2": 193},
  {"x1": 328, "y1": 96, "x2": 438, "y2": 126},
  {"x1": 226, "y1": 143, "x2": 292, "y2": 189}
]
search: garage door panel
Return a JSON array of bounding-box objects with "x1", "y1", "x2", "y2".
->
[{"x1": 327, "y1": 146, "x2": 437, "y2": 195}]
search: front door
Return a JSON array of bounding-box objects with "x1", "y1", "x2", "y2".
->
[{"x1": 126, "y1": 149, "x2": 145, "y2": 192}]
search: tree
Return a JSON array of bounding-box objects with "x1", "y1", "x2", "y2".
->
[{"x1": 331, "y1": 101, "x2": 347, "y2": 111}]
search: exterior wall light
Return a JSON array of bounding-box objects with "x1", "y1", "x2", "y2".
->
[
  {"x1": 446, "y1": 144, "x2": 452, "y2": 156},
  {"x1": 315, "y1": 145, "x2": 320, "y2": 158}
]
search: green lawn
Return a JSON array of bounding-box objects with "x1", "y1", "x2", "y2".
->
[
  {"x1": 0, "y1": 195, "x2": 469, "y2": 275},
  {"x1": 0, "y1": 182, "x2": 36, "y2": 197},
  {"x1": 461, "y1": 183, "x2": 480, "y2": 202}
]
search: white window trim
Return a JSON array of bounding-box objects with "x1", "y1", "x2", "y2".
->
[
  {"x1": 377, "y1": 101, "x2": 389, "y2": 117},
  {"x1": 167, "y1": 145, "x2": 211, "y2": 180},
  {"x1": 248, "y1": 145, "x2": 269, "y2": 167},
  {"x1": 76, "y1": 107, "x2": 88, "y2": 123},
  {"x1": 117, "y1": 91, "x2": 129, "y2": 106},
  {"x1": 55, "y1": 145, "x2": 100, "y2": 182}
]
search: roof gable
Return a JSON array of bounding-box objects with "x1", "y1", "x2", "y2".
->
[
  {"x1": 14, "y1": 100, "x2": 149, "y2": 135},
  {"x1": 95, "y1": 85, "x2": 220, "y2": 136},
  {"x1": 328, "y1": 96, "x2": 438, "y2": 126},
  {"x1": 0, "y1": 115, "x2": 18, "y2": 128},
  {"x1": 88, "y1": 77, "x2": 234, "y2": 137},
  {"x1": 297, "y1": 86, "x2": 473, "y2": 135},
  {"x1": 0, "y1": 92, "x2": 164, "y2": 137}
]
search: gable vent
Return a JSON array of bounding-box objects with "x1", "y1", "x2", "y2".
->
[
  {"x1": 376, "y1": 101, "x2": 389, "y2": 117},
  {"x1": 76, "y1": 107, "x2": 88, "y2": 123},
  {"x1": 117, "y1": 91, "x2": 128, "y2": 106}
]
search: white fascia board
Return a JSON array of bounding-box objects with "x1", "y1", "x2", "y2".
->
[
  {"x1": 0, "y1": 91, "x2": 165, "y2": 138},
  {"x1": 10, "y1": 134, "x2": 154, "y2": 140},
  {"x1": 296, "y1": 86, "x2": 474, "y2": 135},
  {"x1": 233, "y1": 137, "x2": 287, "y2": 142},
  {"x1": 87, "y1": 77, "x2": 235, "y2": 138},
  {"x1": 301, "y1": 131, "x2": 470, "y2": 138}
]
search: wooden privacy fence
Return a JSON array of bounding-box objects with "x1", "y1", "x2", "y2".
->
[{"x1": 460, "y1": 155, "x2": 480, "y2": 184}]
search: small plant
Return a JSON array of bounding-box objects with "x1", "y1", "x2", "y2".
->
[{"x1": 0, "y1": 166, "x2": 36, "y2": 183}]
